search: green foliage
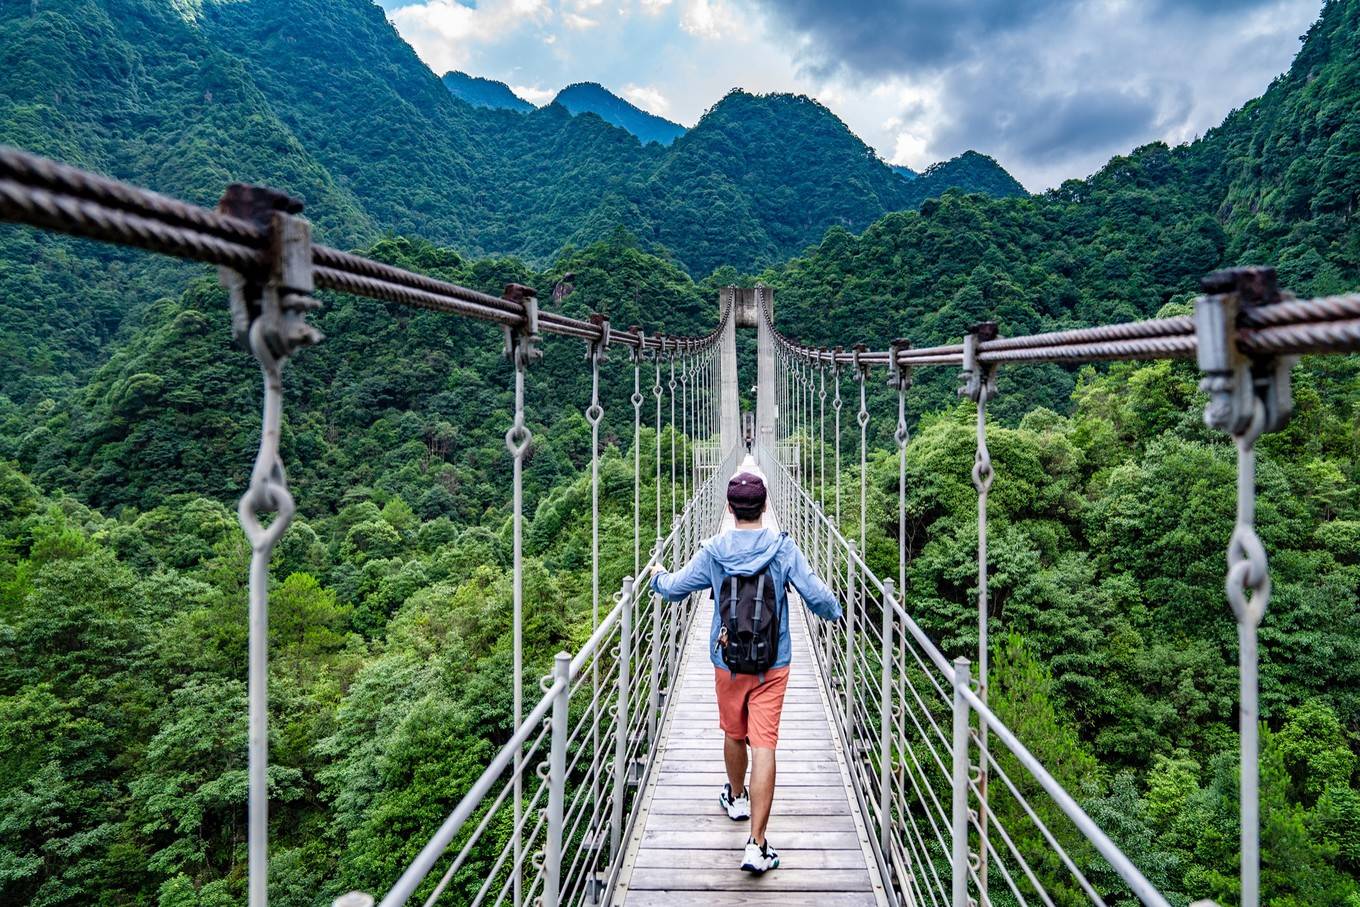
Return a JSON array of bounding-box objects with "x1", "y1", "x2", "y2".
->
[{"x1": 1, "y1": 0, "x2": 1360, "y2": 903}]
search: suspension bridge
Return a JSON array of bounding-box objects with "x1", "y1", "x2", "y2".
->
[{"x1": 4, "y1": 145, "x2": 1360, "y2": 907}]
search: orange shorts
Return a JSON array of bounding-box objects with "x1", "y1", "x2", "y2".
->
[{"x1": 713, "y1": 666, "x2": 789, "y2": 749}]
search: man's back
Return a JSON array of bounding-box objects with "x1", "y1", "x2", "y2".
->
[
  {"x1": 648, "y1": 469, "x2": 842, "y2": 875},
  {"x1": 653, "y1": 527, "x2": 841, "y2": 669}
]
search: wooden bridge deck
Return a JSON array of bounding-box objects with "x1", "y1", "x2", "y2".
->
[{"x1": 615, "y1": 461, "x2": 886, "y2": 906}]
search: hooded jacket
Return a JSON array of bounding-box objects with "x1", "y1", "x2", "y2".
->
[{"x1": 651, "y1": 528, "x2": 841, "y2": 670}]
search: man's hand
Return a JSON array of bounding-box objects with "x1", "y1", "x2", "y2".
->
[{"x1": 638, "y1": 562, "x2": 666, "y2": 583}]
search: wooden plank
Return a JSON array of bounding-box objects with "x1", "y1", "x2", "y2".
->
[
  {"x1": 633, "y1": 848, "x2": 868, "y2": 869},
  {"x1": 640, "y1": 830, "x2": 864, "y2": 850},
  {"x1": 655, "y1": 771, "x2": 842, "y2": 787},
  {"x1": 623, "y1": 892, "x2": 878, "y2": 907},
  {"x1": 619, "y1": 488, "x2": 883, "y2": 906},
  {"x1": 643, "y1": 813, "x2": 858, "y2": 832},
  {"x1": 659, "y1": 760, "x2": 842, "y2": 774},
  {"x1": 650, "y1": 785, "x2": 843, "y2": 801},
  {"x1": 668, "y1": 728, "x2": 833, "y2": 740},
  {"x1": 647, "y1": 799, "x2": 851, "y2": 817},
  {"x1": 628, "y1": 869, "x2": 873, "y2": 891},
  {"x1": 668, "y1": 719, "x2": 831, "y2": 730}
]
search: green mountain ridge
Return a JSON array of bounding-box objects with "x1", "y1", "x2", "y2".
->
[
  {"x1": 441, "y1": 70, "x2": 534, "y2": 112},
  {"x1": 0, "y1": 0, "x2": 1027, "y2": 409},
  {"x1": 3, "y1": 0, "x2": 1360, "y2": 904},
  {"x1": 552, "y1": 81, "x2": 687, "y2": 146}
]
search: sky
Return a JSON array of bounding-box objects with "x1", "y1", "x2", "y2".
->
[{"x1": 376, "y1": 0, "x2": 1324, "y2": 191}]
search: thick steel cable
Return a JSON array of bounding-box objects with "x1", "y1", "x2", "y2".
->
[
  {"x1": 9, "y1": 145, "x2": 1360, "y2": 368},
  {"x1": 313, "y1": 249, "x2": 519, "y2": 317},
  {"x1": 0, "y1": 145, "x2": 267, "y2": 244},
  {"x1": 0, "y1": 178, "x2": 266, "y2": 270}
]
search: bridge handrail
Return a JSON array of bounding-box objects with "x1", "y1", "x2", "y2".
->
[
  {"x1": 363, "y1": 443, "x2": 742, "y2": 907},
  {"x1": 758, "y1": 442, "x2": 1173, "y2": 907}
]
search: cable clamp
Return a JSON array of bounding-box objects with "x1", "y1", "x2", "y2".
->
[
  {"x1": 1195, "y1": 267, "x2": 1294, "y2": 437},
  {"x1": 502, "y1": 283, "x2": 542, "y2": 368},
  {"x1": 959, "y1": 322, "x2": 998, "y2": 403}
]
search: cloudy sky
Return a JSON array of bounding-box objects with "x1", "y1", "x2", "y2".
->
[{"x1": 377, "y1": 0, "x2": 1323, "y2": 190}]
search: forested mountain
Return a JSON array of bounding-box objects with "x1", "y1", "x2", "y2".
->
[
  {"x1": 3, "y1": 0, "x2": 1360, "y2": 904},
  {"x1": 0, "y1": 0, "x2": 1022, "y2": 410},
  {"x1": 440, "y1": 71, "x2": 534, "y2": 112},
  {"x1": 553, "y1": 82, "x2": 687, "y2": 146}
]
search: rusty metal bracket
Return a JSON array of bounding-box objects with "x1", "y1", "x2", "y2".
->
[
  {"x1": 587, "y1": 312, "x2": 612, "y2": 362},
  {"x1": 217, "y1": 184, "x2": 322, "y2": 362},
  {"x1": 887, "y1": 338, "x2": 913, "y2": 391},
  {"x1": 502, "y1": 283, "x2": 542, "y2": 368},
  {"x1": 1195, "y1": 267, "x2": 1294, "y2": 436},
  {"x1": 959, "y1": 322, "x2": 999, "y2": 404}
]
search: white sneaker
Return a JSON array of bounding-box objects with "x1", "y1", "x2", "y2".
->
[
  {"x1": 719, "y1": 783, "x2": 750, "y2": 821},
  {"x1": 740, "y1": 837, "x2": 779, "y2": 873}
]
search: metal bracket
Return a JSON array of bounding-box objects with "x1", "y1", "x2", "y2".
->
[
  {"x1": 217, "y1": 185, "x2": 322, "y2": 363},
  {"x1": 1195, "y1": 267, "x2": 1295, "y2": 437},
  {"x1": 587, "y1": 312, "x2": 612, "y2": 362},
  {"x1": 887, "y1": 338, "x2": 913, "y2": 391},
  {"x1": 502, "y1": 283, "x2": 542, "y2": 368},
  {"x1": 959, "y1": 322, "x2": 998, "y2": 404},
  {"x1": 851, "y1": 343, "x2": 870, "y2": 380},
  {"x1": 628, "y1": 325, "x2": 647, "y2": 363}
]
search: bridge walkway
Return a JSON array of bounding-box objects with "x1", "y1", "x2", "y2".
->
[{"x1": 615, "y1": 458, "x2": 886, "y2": 907}]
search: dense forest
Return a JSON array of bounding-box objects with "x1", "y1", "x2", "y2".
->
[{"x1": 1, "y1": 0, "x2": 1360, "y2": 904}]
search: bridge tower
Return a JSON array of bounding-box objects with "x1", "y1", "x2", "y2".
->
[{"x1": 724, "y1": 285, "x2": 777, "y2": 448}]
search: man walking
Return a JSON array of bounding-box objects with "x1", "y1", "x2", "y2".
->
[{"x1": 649, "y1": 470, "x2": 841, "y2": 873}]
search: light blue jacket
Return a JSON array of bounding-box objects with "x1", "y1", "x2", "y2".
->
[{"x1": 651, "y1": 528, "x2": 841, "y2": 669}]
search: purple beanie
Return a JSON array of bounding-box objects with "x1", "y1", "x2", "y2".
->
[{"x1": 727, "y1": 472, "x2": 767, "y2": 509}]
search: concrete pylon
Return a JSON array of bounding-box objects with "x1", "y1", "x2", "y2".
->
[
  {"x1": 718, "y1": 287, "x2": 741, "y2": 455},
  {"x1": 753, "y1": 285, "x2": 777, "y2": 449}
]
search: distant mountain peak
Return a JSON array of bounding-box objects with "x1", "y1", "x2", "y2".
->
[
  {"x1": 442, "y1": 70, "x2": 533, "y2": 112},
  {"x1": 553, "y1": 82, "x2": 686, "y2": 146}
]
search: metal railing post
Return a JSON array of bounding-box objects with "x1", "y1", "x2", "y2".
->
[
  {"x1": 649, "y1": 582, "x2": 662, "y2": 744},
  {"x1": 611, "y1": 577, "x2": 635, "y2": 858},
  {"x1": 544, "y1": 652, "x2": 571, "y2": 907},
  {"x1": 845, "y1": 540, "x2": 858, "y2": 718},
  {"x1": 951, "y1": 657, "x2": 972, "y2": 907},
  {"x1": 880, "y1": 579, "x2": 896, "y2": 863}
]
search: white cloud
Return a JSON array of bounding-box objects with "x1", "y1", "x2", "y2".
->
[
  {"x1": 511, "y1": 83, "x2": 557, "y2": 105},
  {"x1": 388, "y1": 0, "x2": 551, "y2": 74},
  {"x1": 889, "y1": 131, "x2": 929, "y2": 170},
  {"x1": 678, "y1": 0, "x2": 723, "y2": 37},
  {"x1": 623, "y1": 84, "x2": 671, "y2": 114},
  {"x1": 381, "y1": 0, "x2": 1325, "y2": 190},
  {"x1": 564, "y1": 11, "x2": 599, "y2": 28}
]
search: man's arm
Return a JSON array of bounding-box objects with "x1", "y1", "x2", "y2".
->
[
  {"x1": 787, "y1": 543, "x2": 841, "y2": 621},
  {"x1": 650, "y1": 545, "x2": 713, "y2": 601}
]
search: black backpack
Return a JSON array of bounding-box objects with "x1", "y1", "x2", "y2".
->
[{"x1": 718, "y1": 569, "x2": 780, "y2": 674}]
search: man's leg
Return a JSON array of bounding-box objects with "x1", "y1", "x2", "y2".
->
[
  {"x1": 724, "y1": 734, "x2": 749, "y2": 797},
  {"x1": 748, "y1": 746, "x2": 776, "y2": 844},
  {"x1": 743, "y1": 668, "x2": 790, "y2": 847}
]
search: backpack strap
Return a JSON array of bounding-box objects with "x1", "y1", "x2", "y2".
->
[
  {"x1": 753, "y1": 573, "x2": 766, "y2": 625},
  {"x1": 728, "y1": 575, "x2": 739, "y2": 621}
]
